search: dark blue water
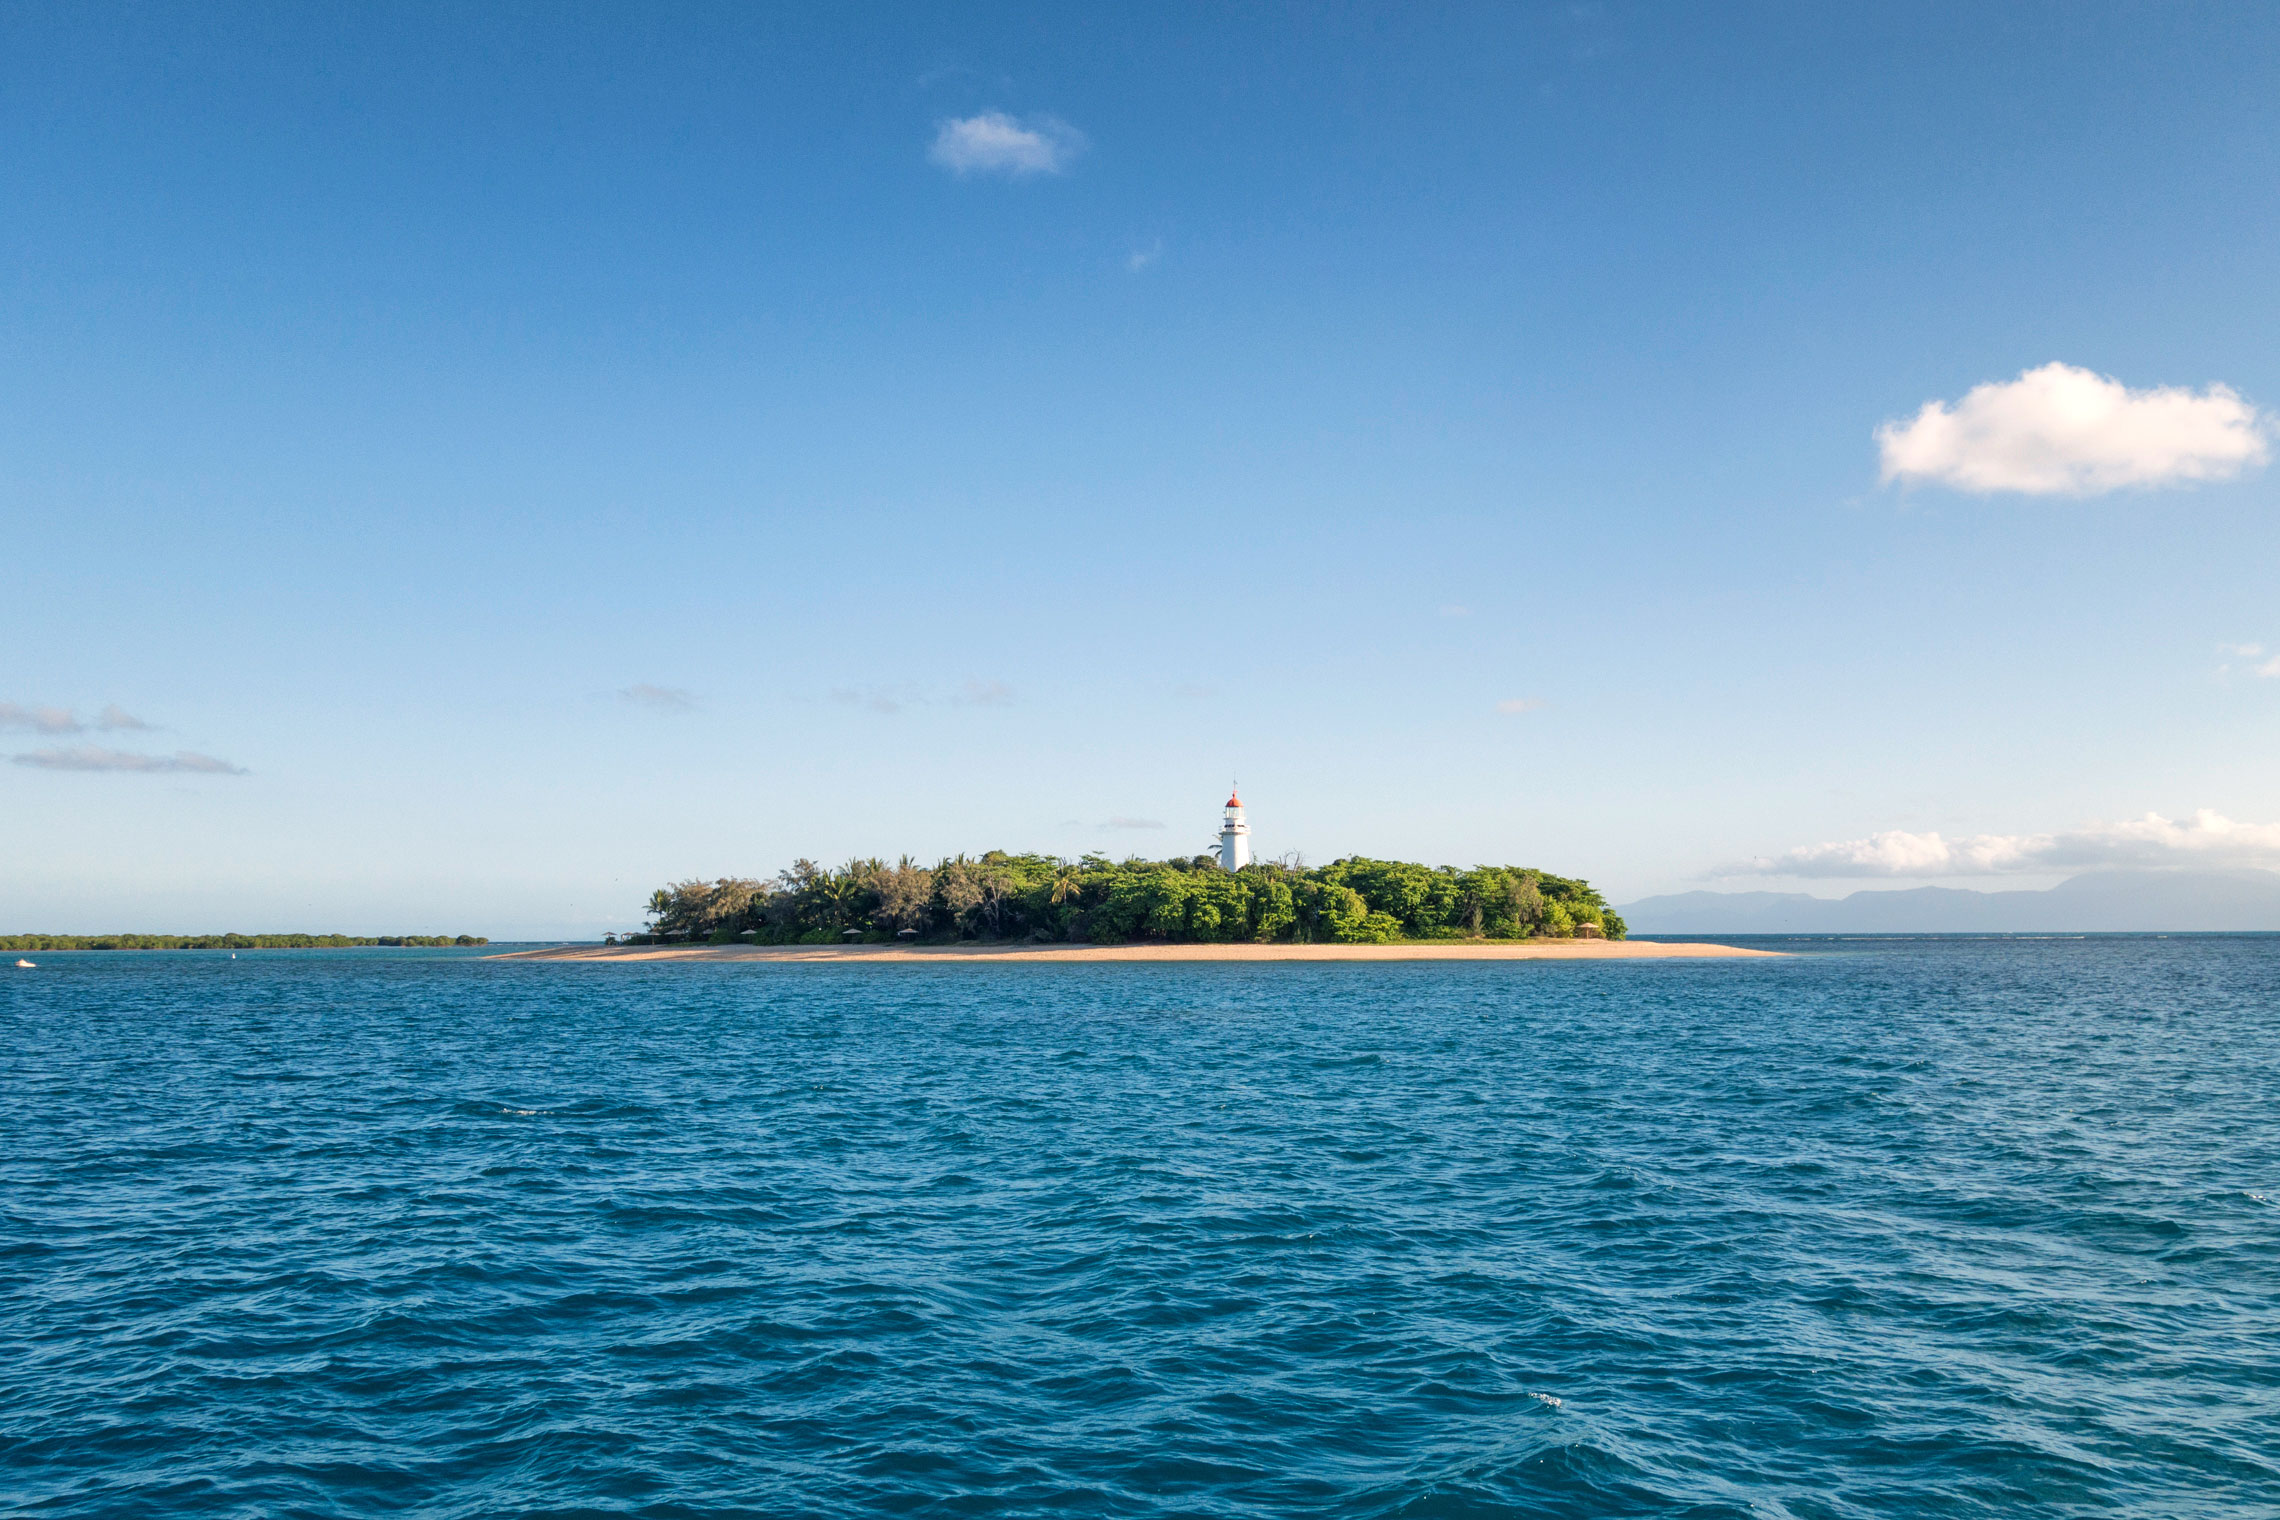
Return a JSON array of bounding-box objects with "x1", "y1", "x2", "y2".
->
[{"x1": 4, "y1": 940, "x2": 2276, "y2": 1517}]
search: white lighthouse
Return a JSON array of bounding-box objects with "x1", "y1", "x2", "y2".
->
[{"x1": 1218, "y1": 785, "x2": 1251, "y2": 871}]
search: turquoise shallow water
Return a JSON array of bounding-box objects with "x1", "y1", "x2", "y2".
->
[{"x1": 3, "y1": 939, "x2": 2276, "y2": 1517}]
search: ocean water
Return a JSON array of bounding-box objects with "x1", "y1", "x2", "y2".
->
[{"x1": 3, "y1": 940, "x2": 2275, "y2": 1518}]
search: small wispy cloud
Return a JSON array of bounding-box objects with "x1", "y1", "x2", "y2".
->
[
  {"x1": 928, "y1": 111, "x2": 1085, "y2": 176},
  {"x1": 953, "y1": 679, "x2": 1015, "y2": 707},
  {"x1": 830, "y1": 680, "x2": 1013, "y2": 714},
  {"x1": 2218, "y1": 642, "x2": 2280, "y2": 679},
  {"x1": 1439, "y1": 605, "x2": 1472, "y2": 619},
  {"x1": 831, "y1": 685, "x2": 920, "y2": 715},
  {"x1": 1496, "y1": 698, "x2": 1546, "y2": 714},
  {"x1": 1728, "y1": 809, "x2": 2280, "y2": 878},
  {"x1": 1103, "y1": 816, "x2": 1166, "y2": 830},
  {"x1": 1562, "y1": 0, "x2": 1619, "y2": 61},
  {"x1": 619, "y1": 684, "x2": 697, "y2": 712},
  {"x1": 1877, "y1": 363, "x2": 2270, "y2": 496},
  {"x1": 914, "y1": 60, "x2": 982, "y2": 91},
  {"x1": 1125, "y1": 238, "x2": 1163, "y2": 273},
  {"x1": 0, "y1": 702, "x2": 84, "y2": 734},
  {"x1": 12, "y1": 745, "x2": 247, "y2": 775},
  {"x1": 1, "y1": 702, "x2": 160, "y2": 734}
]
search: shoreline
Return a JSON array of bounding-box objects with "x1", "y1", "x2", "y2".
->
[{"x1": 492, "y1": 939, "x2": 1778, "y2": 964}]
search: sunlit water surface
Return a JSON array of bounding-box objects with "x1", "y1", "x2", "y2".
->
[{"x1": 4, "y1": 939, "x2": 2276, "y2": 1517}]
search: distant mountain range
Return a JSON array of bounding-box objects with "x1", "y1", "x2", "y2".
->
[{"x1": 1621, "y1": 869, "x2": 2280, "y2": 934}]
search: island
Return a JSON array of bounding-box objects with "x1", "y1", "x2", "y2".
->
[{"x1": 496, "y1": 853, "x2": 1776, "y2": 962}]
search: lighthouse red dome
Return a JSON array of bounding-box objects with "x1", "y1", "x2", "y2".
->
[{"x1": 1225, "y1": 790, "x2": 1243, "y2": 809}]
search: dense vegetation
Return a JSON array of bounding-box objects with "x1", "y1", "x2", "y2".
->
[
  {"x1": 1, "y1": 934, "x2": 487, "y2": 951},
  {"x1": 633, "y1": 854, "x2": 1624, "y2": 945}
]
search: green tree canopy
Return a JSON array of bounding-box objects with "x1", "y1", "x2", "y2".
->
[{"x1": 636, "y1": 853, "x2": 1624, "y2": 945}]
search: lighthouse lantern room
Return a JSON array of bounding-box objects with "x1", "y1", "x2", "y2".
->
[{"x1": 1218, "y1": 786, "x2": 1250, "y2": 872}]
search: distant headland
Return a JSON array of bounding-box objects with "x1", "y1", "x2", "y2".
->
[{"x1": 2, "y1": 934, "x2": 489, "y2": 951}]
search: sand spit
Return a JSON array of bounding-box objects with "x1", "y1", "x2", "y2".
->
[{"x1": 494, "y1": 939, "x2": 1777, "y2": 964}]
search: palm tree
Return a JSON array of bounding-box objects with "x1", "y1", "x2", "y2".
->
[{"x1": 1048, "y1": 862, "x2": 1087, "y2": 907}]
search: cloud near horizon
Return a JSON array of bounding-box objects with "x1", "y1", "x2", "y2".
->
[
  {"x1": 12, "y1": 745, "x2": 247, "y2": 775},
  {"x1": 1876, "y1": 363, "x2": 2269, "y2": 495},
  {"x1": 1730, "y1": 809, "x2": 2280, "y2": 878},
  {"x1": 928, "y1": 111, "x2": 1085, "y2": 176},
  {"x1": 0, "y1": 701, "x2": 156, "y2": 734},
  {"x1": 1103, "y1": 817, "x2": 1166, "y2": 830},
  {"x1": 1496, "y1": 698, "x2": 1546, "y2": 714}
]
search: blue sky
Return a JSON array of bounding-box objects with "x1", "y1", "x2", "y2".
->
[{"x1": 7, "y1": 2, "x2": 2280, "y2": 936}]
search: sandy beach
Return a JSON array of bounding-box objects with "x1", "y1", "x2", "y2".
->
[{"x1": 494, "y1": 939, "x2": 1775, "y2": 964}]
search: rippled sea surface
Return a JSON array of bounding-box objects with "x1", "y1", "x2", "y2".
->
[{"x1": 5, "y1": 939, "x2": 2277, "y2": 1518}]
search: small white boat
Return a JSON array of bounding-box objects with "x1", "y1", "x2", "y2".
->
[{"x1": 14, "y1": 959, "x2": 34, "y2": 968}]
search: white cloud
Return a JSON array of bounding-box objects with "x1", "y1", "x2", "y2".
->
[
  {"x1": 2220, "y1": 642, "x2": 2280, "y2": 679},
  {"x1": 1438, "y1": 604, "x2": 1472, "y2": 619},
  {"x1": 928, "y1": 111, "x2": 1085, "y2": 176},
  {"x1": 619, "y1": 684, "x2": 696, "y2": 712},
  {"x1": 12, "y1": 745, "x2": 247, "y2": 775},
  {"x1": 1496, "y1": 698, "x2": 1545, "y2": 714},
  {"x1": 95, "y1": 705, "x2": 155, "y2": 731},
  {"x1": 1876, "y1": 362, "x2": 2269, "y2": 495},
  {"x1": 1732, "y1": 810, "x2": 2280, "y2": 878},
  {"x1": 1125, "y1": 239, "x2": 1162, "y2": 272}
]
